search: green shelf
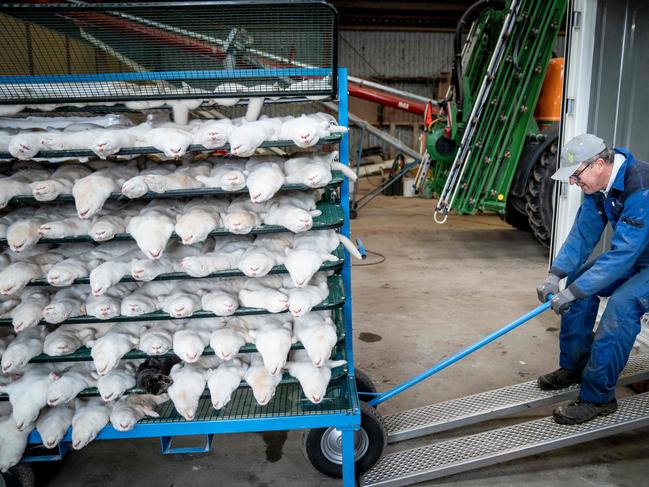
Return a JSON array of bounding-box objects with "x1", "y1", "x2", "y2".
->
[
  {"x1": 145, "y1": 375, "x2": 355, "y2": 423},
  {"x1": 9, "y1": 172, "x2": 344, "y2": 206},
  {"x1": 0, "y1": 201, "x2": 343, "y2": 246},
  {"x1": 26, "y1": 246, "x2": 345, "y2": 287},
  {"x1": 0, "y1": 274, "x2": 344, "y2": 327},
  {"x1": 0, "y1": 134, "x2": 342, "y2": 160}
]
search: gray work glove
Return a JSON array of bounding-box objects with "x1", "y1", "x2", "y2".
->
[
  {"x1": 550, "y1": 287, "x2": 577, "y2": 315},
  {"x1": 536, "y1": 273, "x2": 560, "y2": 303}
]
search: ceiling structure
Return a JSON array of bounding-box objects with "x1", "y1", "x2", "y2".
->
[{"x1": 330, "y1": 0, "x2": 479, "y2": 31}]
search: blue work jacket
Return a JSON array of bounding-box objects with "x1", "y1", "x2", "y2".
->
[{"x1": 550, "y1": 148, "x2": 649, "y2": 298}]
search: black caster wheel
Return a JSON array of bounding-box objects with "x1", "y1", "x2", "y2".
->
[
  {"x1": 354, "y1": 368, "x2": 377, "y2": 403},
  {"x1": 1, "y1": 464, "x2": 35, "y2": 487},
  {"x1": 301, "y1": 402, "x2": 386, "y2": 478},
  {"x1": 350, "y1": 209, "x2": 358, "y2": 220}
]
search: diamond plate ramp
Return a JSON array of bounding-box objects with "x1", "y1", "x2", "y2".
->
[
  {"x1": 385, "y1": 353, "x2": 649, "y2": 443},
  {"x1": 361, "y1": 392, "x2": 649, "y2": 487}
]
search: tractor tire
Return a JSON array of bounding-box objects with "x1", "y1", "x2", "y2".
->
[
  {"x1": 504, "y1": 197, "x2": 532, "y2": 232},
  {"x1": 524, "y1": 131, "x2": 559, "y2": 248}
]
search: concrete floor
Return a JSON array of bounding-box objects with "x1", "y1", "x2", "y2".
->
[{"x1": 38, "y1": 194, "x2": 649, "y2": 487}]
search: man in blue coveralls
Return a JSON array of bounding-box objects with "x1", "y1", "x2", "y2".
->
[{"x1": 536, "y1": 133, "x2": 649, "y2": 425}]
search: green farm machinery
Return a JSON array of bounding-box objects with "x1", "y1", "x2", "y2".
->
[{"x1": 349, "y1": 0, "x2": 568, "y2": 247}]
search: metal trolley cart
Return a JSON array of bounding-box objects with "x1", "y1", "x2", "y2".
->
[{"x1": 0, "y1": 2, "x2": 380, "y2": 486}]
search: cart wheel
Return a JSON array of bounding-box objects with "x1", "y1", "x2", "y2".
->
[
  {"x1": 354, "y1": 368, "x2": 377, "y2": 403},
  {"x1": 350, "y1": 209, "x2": 358, "y2": 220},
  {"x1": 301, "y1": 402, "x2": 386, "y2": 478},
  {"x1": 0, "y1": 464, "x2": 35, "y2": 487}
]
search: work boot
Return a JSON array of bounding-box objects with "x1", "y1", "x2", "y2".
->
[
  {"x1": 537, "y1": 367, "x2": 581, "y2": 390},
  {"x1": 553, "y1": 398, "x2": 618, "y2": 425}
]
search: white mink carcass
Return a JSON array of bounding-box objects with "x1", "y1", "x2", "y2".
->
[
  {"x1": 244, "y1": 353, "x2": 282, "y2": 406},
  {"x1": 195, "y1": 158, "x2": 247, "y2": 191},
  {"x1": 284, "y1": 151, "x2": 357, "y2": 187},
  {"x1": 87, "y1": 322, "x2": 143, "y2": 375},
  {"x1": 172, "y1": 318, "x2": 224, "y2": 362},
  {"x1": 246, "y1": 315, "x2": 294, "y2": 376},
  {"x1": 89, "y1": 122, "x2": 152, "y2": 158},
  {"x1": 237, "y1": 233, "x2": 293, "y2": 278},
  {"x1": 120, "y1": 280, "x2": 176, "y2": 317},
  {"x1": 284, "y1": 229, "x2": 361, "y2": 287},
  {"x1": 42, "y1": 285, "x2": 89, "y2": 324},
  {"x1": 181, "y1": 237, "x2": 251, "y2": 277},
  {"x1": 279, "y1": 113, "x2": 348, "y2": 148},
  {"x1": 285, "y1": 349, "x2": 347, "y2": 404},
  {"x1": 42, "y1": 323, "x2": 106, "y2": 357},
  {"x1": 109, "y1": 394, "x2": 167, "y2": 431},
  {"x1": 227, "y1": 118, "x2": 282, "y2": 157},
  {"x1": 263, "y1": 191, "x2": 323, "y2": 233},
  {"x1": 0, "y1": 168, "x2": 51, "y2": 207},
  {"x1": 71, "y1": 398, "x2": 111, "y2": 450},
  {"x1": 222, "y1": 195, "x2": 267, "y2": 234},
  {"x1": 292, "y1": 311, "x2": 337, "y2": 367},
  {"x1": 192, "y1": 118, "x2": 234, "y2": 148},
  {"x1": 126, "y1": 200, "x2": 184, "y2": 259},
  {"x1": 206, "y1": 358, "x2": 248, "y2": 409},
  {"x1": 174, "y1": 198, "x2": 229, "y2": 245},
  {"x1": 72, "y1": 163, "x2": 139, "y2": 219},
  {"x1": 138, "y1": 320, "x2": 182, "y2": 356},
  {"x1": 31, "y1": 164, "x2": 92, "y2": 201},
  {"x1": 135, "y1": 127, "x2": 194, "y2": 160},
  {"x1": 143, "y1": 162, "x2": 210, "y2": 194},
  {"x1": 244, "y1": 156, "x2": 286, "y2": 203},
  {"x1": 1, "y1": 327, "x2": 45, "y2": 373}
]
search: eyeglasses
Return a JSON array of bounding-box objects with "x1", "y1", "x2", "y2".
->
[{"x1": 569, "y1": 161, "x2": 594, "y2": 183}]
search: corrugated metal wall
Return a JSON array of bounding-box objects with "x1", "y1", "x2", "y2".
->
[
  {"x1": 258, "y1": 28, "x2": 566, "y2": 160},
  {"x1": 339, "y1": 31, "x2": 455, "y2": 80}
]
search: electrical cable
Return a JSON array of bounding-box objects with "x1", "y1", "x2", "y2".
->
[{"x1": 352, "y1": 250, "x2": 386, "y2": 267}]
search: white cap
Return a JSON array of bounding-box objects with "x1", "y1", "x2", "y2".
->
[{"x1": 551, "y1": 133, "x2": 607, "y2": 182}]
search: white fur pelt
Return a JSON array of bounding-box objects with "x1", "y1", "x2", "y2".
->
[
  {"x1": 195, "y1": 158, "x2": 247, "y2": 191},
  {"x1": 174, "y1": 198, "x2": 229, "y2": 245},
  {"x1": 42, "y1": 285, "x2": 89, "y2": 324},
  {"x1": 73, "y1": 162, "x2": 139, "y2": 219},
  {"x1": 263, "y1": 191, "x2": 323, "y2": 233},
  {"x1": 222, "y1": 195, "x2": 268, "y2": 234},
  {"x1": 244, "y1": 353, "x2": 282, "y2": 406},
  {"x1": 31, "y1": 164, "x2": 92, "y2": 201},
  {"x1": 244, "y1": 156, "x2": 286, "y2": 203},
  {"x1": 284, "y1": 229, "x2": 361, "y2": 287},
  {"x1": 285, "y1": 349, "x2": 346, "y2": 404},
  {"x1": 279, "y1": 112, "x2": 347, "y2": 148},
  {"x1": 181, "y1": 236, "x2": 251, "y2": 277},
  {"x1": 0, "y1": 168, "x2": 51, "y2": 207},
  {"x1": 126, "y1": 199, "x2": 185, "y2": 259},
  {"x1": 228, "y1": 118, "x2": 282, "y2": 157},
  {"x1": 143, "y1": 161, "x2": 210, "y2": 194},
  {"x1": 284, "y1": 151, "x2": 357, "y2": 186},
  {"x1": 237, "y1": 233, "x2": 293, "y2": 278}
]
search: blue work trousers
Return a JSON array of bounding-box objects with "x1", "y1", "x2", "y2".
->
[{"x1": 560, "y1": 263, "x2": 649, "y2": 403}]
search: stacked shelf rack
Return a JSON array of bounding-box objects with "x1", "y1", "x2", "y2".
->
[{"x1": 0, "y1": 2, "x2": 361, "y2": 486}]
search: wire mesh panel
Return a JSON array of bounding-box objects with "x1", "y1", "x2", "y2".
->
[{"x1": 0, "y1": 1, "x2": 338, "y2": 103}]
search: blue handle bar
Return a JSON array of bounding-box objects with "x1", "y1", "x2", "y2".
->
[{"x1": 367, "y1": 300, "x2": 552, "y2": 407}]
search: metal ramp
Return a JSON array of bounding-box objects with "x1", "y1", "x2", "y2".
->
[
  {"x1": 384, "y1": 353, "x2": 649, "y2": 442},
  {"x1": 360, "y1": 353, "x2": 649, "y2": 486},
  {"x1": 360, "y1": 392, "x2": 649, "y2": 487}
]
